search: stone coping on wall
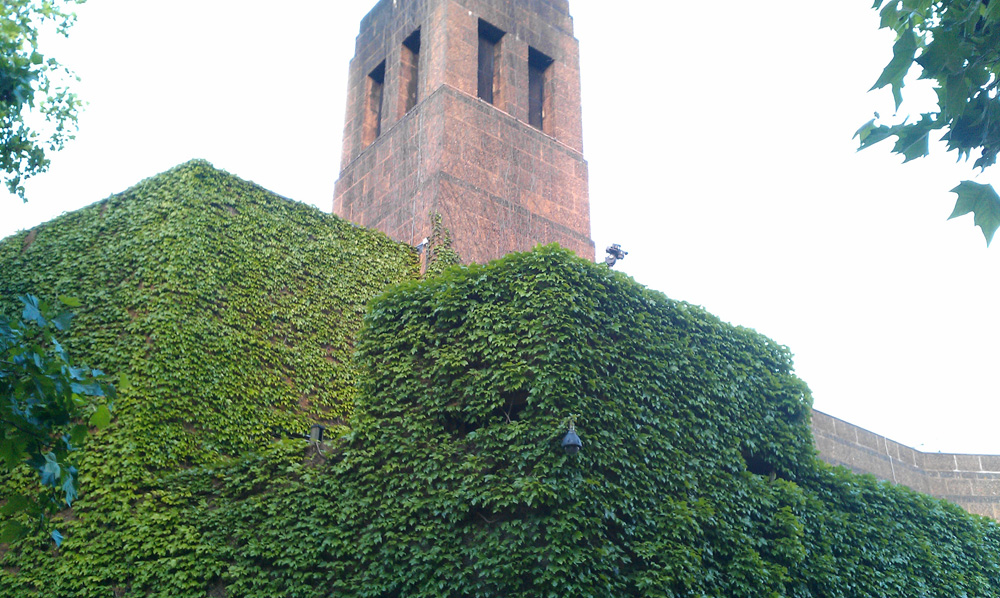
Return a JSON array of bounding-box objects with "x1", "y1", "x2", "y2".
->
[{"x1": 812, "y1": 409, "x2": 1000, "y2": 519}]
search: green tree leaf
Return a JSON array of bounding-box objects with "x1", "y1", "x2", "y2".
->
[
  {"x1": 892, "y1": 116, "x2": 937, "y2": 162},
  {"x1": 863, "y1": 1, "x2": 1000, "y2": 245},
  {"x1": 19, "y1": 294, "x2": 45, "y2": 326},
  {"x1": 870, "y1": 28, "x2": 917, "y2": 110},
  {"x1": 1, "y1": 294, "x2": 114, "y2": 529},
  {"x1": 854, "y1": 118, "x2": 894, "y2": 149},
  {"x1": 949, "y1": 180, "x2": 1000, "y2": 245},
  {"x1": 50, "y1": 310, "x2": 74, "y2": 331}
]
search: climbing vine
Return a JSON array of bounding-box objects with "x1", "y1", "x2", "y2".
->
[
  {"x1": 0, "y1": 160, "x2": 418, "y2": 594},
  {"x1": 423, "y1": 211, "x2": 461, "y2": 277},
  {"x1": 2, "y1": 174, "x2": 999, "y2": 596}
]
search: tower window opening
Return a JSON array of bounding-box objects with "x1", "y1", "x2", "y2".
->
[
  {"x1": 401, "y1": 29, "x2": 421, "y2": 114},
  {"x1": 528, "y1": 47, "x2": 553, "y2": 133},
  {"x1": 478, "y1": 19, "x2": 504, "y2": 105},
  {"x1": 363, "y1": 60, "x2": 386, "y2": 148}
]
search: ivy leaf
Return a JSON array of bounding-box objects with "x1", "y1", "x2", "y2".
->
[
  {"x1": 58, "y1": 295, "x2": 81, "y2": 308},
  {"x1": 949, "y1": 181, "x2": 1000, "y2": 245},
  {"x1": 0, "y1": 521, "x2": 28, "y2": 544},
  {"x1": 90, "y1": 404, "x2": 112, "y2": 429},
  {"x1": 0, "y1": 494, "x2": 30, "y2": 516},
  {"x1": 118, "y1": 372, "x2": 131, "y2": 393}
]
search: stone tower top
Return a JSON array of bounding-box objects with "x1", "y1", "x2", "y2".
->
[{"x1": 334, "y1": 0, "x2": 594, "y2": 264}]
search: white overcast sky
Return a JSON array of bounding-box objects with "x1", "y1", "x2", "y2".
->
[{"x1": 4, "y1": 1, "x2": 1000, "y2": 454}]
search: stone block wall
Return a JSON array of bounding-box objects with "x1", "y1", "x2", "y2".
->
[
  {"x1": 813, "y1": 410, "x2": 1000, "y2": 519},
  {"x1": 335, "y1": 85, "x2": 592, "y2": 263},
  {"x1": 334, "y1": 0, "x2": 594, "y2": 263}
]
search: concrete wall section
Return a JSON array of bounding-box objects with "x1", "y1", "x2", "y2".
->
[{"x1": 812, "y1": 410, "x2": 1000, "y2": 519}]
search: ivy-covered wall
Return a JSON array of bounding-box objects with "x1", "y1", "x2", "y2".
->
[
  {"x1": 0, "y1": 160, "x2": 418, "y2": 593},
  {"x1": 2, "y1": 172, "x2": 1000, "y2": 596}
]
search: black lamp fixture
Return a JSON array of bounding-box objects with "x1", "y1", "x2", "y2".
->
[
  {"x1": 561, "y1": 416, "x2": 582, "y2": 455},
  {"x1": 309, "y1": 423, "x2": 326, "y2": 443}
]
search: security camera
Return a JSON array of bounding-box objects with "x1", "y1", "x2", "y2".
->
[{"x1": 604, "y1": 243, "x2": 627, "y2": 267}]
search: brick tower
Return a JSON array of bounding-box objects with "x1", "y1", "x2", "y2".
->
[{"x1": 333, "y1": 0, "x2": 594, "y2": 264}]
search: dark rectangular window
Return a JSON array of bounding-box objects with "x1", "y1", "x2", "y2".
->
[
  {"x1": 478, "y1": 19, "x2": 504, "y2": 105},
  {"x1": 363, "y1": 61, "x2": 386, "y2": 148},
  {"x1": 401, "y1": 29, "x2": 421, "y2": 114},
  {"x1": 528, "y1": 47, "x2": 553, "y2": 131}
]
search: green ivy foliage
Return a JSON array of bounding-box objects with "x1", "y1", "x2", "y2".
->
[
  {"x1": 423, "y1": 212, "x2": 461, "y2": 277},
  {"x1": 2, "y1": 188, "x2": 999, "y2": 595},
  {"x1": 0, "y1": 160, "x2": 417, "y2": 593}
]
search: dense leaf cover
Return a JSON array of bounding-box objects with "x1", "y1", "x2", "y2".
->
[
  {"x1": 1, "y1": 168, "x2": 999, "y2": 595},
  {"x1": 423, "y1": 212, "x2": 461, "y2": 277},
  {"x1": 0, "y1": 160, "x2": 417, "y2": 593}
]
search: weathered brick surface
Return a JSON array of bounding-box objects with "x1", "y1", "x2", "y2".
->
[
  {"x1": 812, "y1": 410, "x2": 1000, "y2": 519},
  {"x1": 335, "y1": 0, "x2": 593, "y2": 263}
]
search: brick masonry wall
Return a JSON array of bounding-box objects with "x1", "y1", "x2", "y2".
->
[
  {"x1": 813, "y1": 409, "x2": 1000, "y2": 519},
  {"x1": 335, "y1": 85, "x2": 592, "y2": 262},
  {"x1": 334, "y1": 0, "x2": 594, "y2": 263}
]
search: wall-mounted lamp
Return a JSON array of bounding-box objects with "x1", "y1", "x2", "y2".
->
[
  {"x1": 561, "y1": 417, "x2": 582, "y2": 455},
  {"x1": 310, "y1": 423, "x2": 326, "y2": 443}
]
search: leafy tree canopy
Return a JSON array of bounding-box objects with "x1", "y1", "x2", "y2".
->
[
  {"x1": 857, "y1": 0, "x2": 1000, "y2": 244},
  {"x1": 1, "y1": 294, "x2": 114, "y2": 545},
  {"x1": 1, "y1": 0, "x2": 85, "y2": 201}
]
